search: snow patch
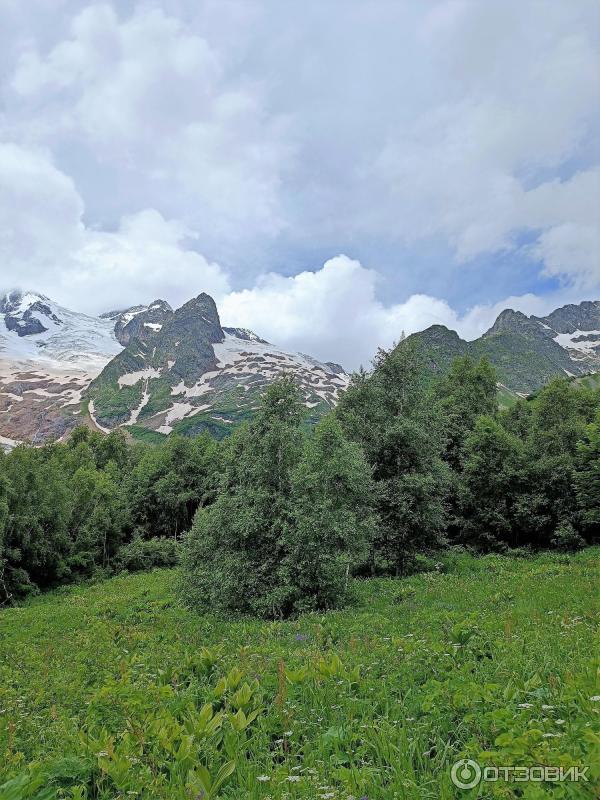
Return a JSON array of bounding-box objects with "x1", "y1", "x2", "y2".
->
[
  {"x1": 118, "y1": 368, "x2": 162, "y2": 387},
  {"x1": 554, "y1": 330, "x2": 600, "y2": 354}
]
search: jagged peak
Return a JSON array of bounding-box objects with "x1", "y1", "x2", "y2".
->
[
  {"x1": 100, "y1": 299, "x2": 173, "y2": 319},
  {"x1": 0, "y1": 289, "x2": 52, "y2": 314}
]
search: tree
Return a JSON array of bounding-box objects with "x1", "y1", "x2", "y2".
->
[
  {"x1": 459, "y1": 416, "x2": 524, "y2": 549},
  {"x1": 435, "y1": 356, "x2": 497, "y2": 470},
  {"x1": 180, "y1": 378, "x2": 304, "y2": 617},
  {"x1": 1, "y1": 447, "x2": 72, "y2": 595},
  {"x1": 336, "y1": 342, "x2": 449, "y2": 574},
  {"x1": 282, "y1": 415, "x2": 376, "y2": 612},
  {"x1": 127, "y1": 433, "x2": 219, "y2": 539},
  {"x1": 574, "y1": 412, "x2": 600, "y2": 538}
]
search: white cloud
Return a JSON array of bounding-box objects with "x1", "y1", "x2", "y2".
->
[
  {"x1": 0, "y1": 0, "x2": 598, "y2": 351},
  {"x1": 71, "y1": 210, "x2": 231, "y2": 312},
  {"x1": 0, "y1": 142, "x2": 588, "y2": 369},
  {"x1": 0, "y1": 142, "x2": 84, "y2": 276},
  {"x1": 221, "y1": 254, "x2": 567, "y2": 368},
  {"x1": 9, "y1": 2, "x2": 289, "y2": 242},
  {"x1": 0, "y1": 143, "x2": 230, "y2": 312}
]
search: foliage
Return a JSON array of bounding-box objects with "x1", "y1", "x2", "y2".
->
[
  {"x1": 113, "y1": 536, "x2": 181, "y2": 572},
  {"x1": 282, "y1": 415, "x2": 376, "y2": 612},
  {"x1": 336, "y1": 342, "x2": 449, "y2": 574},
  {"x1": 0, "y1": 427, "x2": 220, "y2": 603},
  {"x1": 180, "y1": 378, "x2": 306, "y2": 618},
  {"x1": 1, "y1": 551, "x2": 598, "y2": 798}
]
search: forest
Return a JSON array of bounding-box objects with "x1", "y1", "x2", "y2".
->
[{"x1": 1, "y1": 344, "x2": 598, "y2": 615}]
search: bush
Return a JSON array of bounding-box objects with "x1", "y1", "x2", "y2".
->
[
  {"x1": 114, "y1": 537, "x2": 180, "y2": 572},
  {"x1": 550, "y1": 521, "x2": 586, "y2": 552}
]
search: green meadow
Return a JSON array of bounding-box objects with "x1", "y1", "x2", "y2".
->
[{"x1": 1, "y1": 550, "x2": 598, "y2": 799}]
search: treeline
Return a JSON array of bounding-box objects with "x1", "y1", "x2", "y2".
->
[
  {"x1": 0, "y1": 429, "x2": 219, "y2": 604},
  {"x1": 1, "y1": 343, "x2": 598, "y2": 612}
]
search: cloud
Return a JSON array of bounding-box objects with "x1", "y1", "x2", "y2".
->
[
  {"x1": 221, "y1": 254, "x2": 566, "y2": 369},
  {"x1": 0, "y1": 0, "x2": 598, "y2": 346},
  {"x1": 0, "y1": 142, "x2": 84, "y2": 275},
  {"x1": 0, "y1": 142, "x2": 231, "y2": 312},
  {"x1": 9, "y1": 2, "x2": 290, "y2": 243},
  {"x1": 0, "y1": 144, "x2": 565, "y2": 369}
]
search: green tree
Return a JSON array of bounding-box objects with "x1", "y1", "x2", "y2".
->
[
  {"x1": 436, "y1": 356, "x2": 497, "y2": 470},
  {"x1": 337, "y1": 342, "x2": 449, "y2": 574},
  {"x1": 574, "y1": 411, "x2": 600, "y2": 538},
  {"x1": 180, "y1": 377, "x2": 304, "y2": 617},
  {"x1": 282, "y1": 415, "x2": 376, "y2": 612},
  {"x1": 127, "y1": 433, "x2": 219, "y2": 539},
  {"x1": 460, "y1": 416, "x2": 524, "y2": 549}
]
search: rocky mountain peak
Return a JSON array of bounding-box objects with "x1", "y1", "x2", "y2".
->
[
  {"x1": 484, "y1": 308, "x2": 532, "y2": 337},
  {"x1": 171, "y1": 292, "x2": 224, "y2": 345},
  {"x1": 1, "y1": 290, "x2": 65, "y2": 337}
]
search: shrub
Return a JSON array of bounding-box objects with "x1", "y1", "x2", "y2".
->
[
  {"x1": 114, "y1": 537, "x2": 180, "y2": 572},
  {"x1": 550, "y1": 521, "x2": 586, "y2": 552}
]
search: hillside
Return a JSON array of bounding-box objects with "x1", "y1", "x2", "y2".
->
[
  {"x1": 88, "y1": 292, "x2": 348, "y2": 440},
  {"x1": 1, "y1": 551, "x2": 597, "y2": 797},
  {"x1": 0, "y1": 291, "x2": 348, "y2": 445},
  {"x1": 2, "y1": 292, "x2": 599, "y2": 444},
  {"x1": 406, "y1": 300, "x2": 600, "y2": 397}
]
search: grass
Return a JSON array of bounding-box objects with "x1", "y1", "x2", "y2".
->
[{"x1": 0, "y1": 550, "x2": 598, "y2": 799}]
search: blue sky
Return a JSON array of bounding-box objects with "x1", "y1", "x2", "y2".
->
[{"x1": 0, "y1": 0, "x2": 598, "y2": 367}]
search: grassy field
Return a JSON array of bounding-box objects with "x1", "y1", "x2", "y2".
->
[{"x1": 0, "y1": 550, "x2": 598, "y2": 799}]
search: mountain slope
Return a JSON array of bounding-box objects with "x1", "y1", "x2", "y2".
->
[
  {"x1": 88, "y1": 293, "x2": 349, "y2": 439},
  {"x1": 0, "y1": 291, "x2": 123, "y2": 445},
  {"x1": 407, "y1": 300, "x2": 600, "y2": 396},
  {"x1": 0, "y1": 290, "x2": 348, "y2": 445}
]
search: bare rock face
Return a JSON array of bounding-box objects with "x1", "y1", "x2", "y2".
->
[{"x1": 101, "y1": 300, "x2": 173, "y2": 346}]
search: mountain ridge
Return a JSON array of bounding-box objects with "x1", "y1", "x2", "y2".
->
[
  {"x1": 1, "y1": 290, "x2": 599, "y2": 445},
  {"x1": 406, "y1": 299, "x2": 600, "y2": 396},
  {"x1": 0, "y1": 289, "x2": 349, "y2": 445}
]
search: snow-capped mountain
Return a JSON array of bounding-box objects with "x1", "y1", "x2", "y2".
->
[
  {"x1": 87, "y1": 293, "x2": 348, "y2": 439},
  {"x1": 0, "y1": 291, "x2": 123, "y2": 446},
  {"x1": 0, "y1": 290, "x2": 349, "y2": 445},
  {"x1": 3, "y1": 290, "x2": 599, "y2": 447},
  {"x1": 0, "y1": 291, "x2": 122, "y2": 368}
]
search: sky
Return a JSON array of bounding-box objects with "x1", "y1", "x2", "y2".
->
[{"x1": 0, "y1": 0, "x2": 598, "y2": 368}]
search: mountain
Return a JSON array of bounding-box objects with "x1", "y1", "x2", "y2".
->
[
  {"x1": 0, "y1": 291, "x2": 122, "y2": 447},
  {"x1": 87, "y1": 293, "x2": 348, "y2": 439},
  {"x1": 2, "y1": 291, "x2": 599, "y2": 447},
  {"x1": 406, "y1": 300, "x2": 600, "y2": 397},
  {"x1": 0, "y1": 290, "x2": 348, "y2": 446}
]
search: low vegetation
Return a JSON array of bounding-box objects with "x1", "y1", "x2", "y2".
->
[{"x1": 1, "y1": 550, "x2": 598, "y2": 798}]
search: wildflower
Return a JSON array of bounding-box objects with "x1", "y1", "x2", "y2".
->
[
  {"x1": 556, "y1": 719, "x2": 565, "y2": 724},
  {"x1": 541, "y1": 705, "x2": 554, "y2": 710},
  {"x1": 287, "y1": 776, "x2": 301, "y2": 782},
  {"x1": 517, "y1": 703, "x2": 533, "y2": 708},
  {"x1": 295, "y1": 633, "x2": 308, "y2": 641},
  {"x1": 590, "y1": 695, "x2": 600, "y2": 702},
  {"x1": 257, "y1": 775, "x2": 271, "y2": 782}
]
